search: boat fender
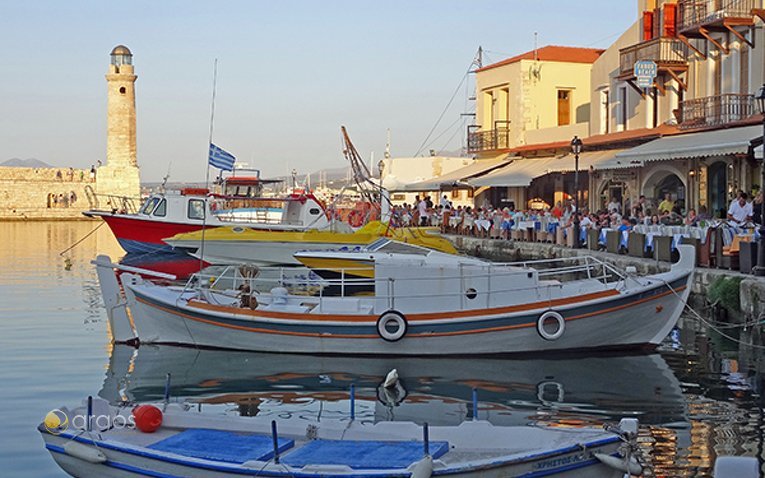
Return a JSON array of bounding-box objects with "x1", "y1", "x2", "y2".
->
[
  {"x1": 63, "y1": 442, "x2": 107, "y2": 464},
  {"x1": 132, "y1": 405, "x2": 163, "y2": 433},
  {"x1": 593, "y1": 452, "x2": 642, "y2": 475},
  {"x1": 536, "y1": 311, "x2": 565, "y2": 341},
  {"x1": 409, "y1": 455, "x2": 433, "y2": 478},
  {"x1": 377, "y1": 310, "x2": 408, "y2": 342}
]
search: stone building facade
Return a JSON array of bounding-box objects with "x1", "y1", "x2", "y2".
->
[{"x1": 0, "y1": 45, "x2": 141, "y2": 220}]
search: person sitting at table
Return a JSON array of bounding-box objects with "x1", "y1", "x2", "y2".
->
[
  {"x1": 753, "y1": 191, "x2": 763, "y2": 225},
  {"x1": 684, "y1": 209, "x2": 698, "y2": 226},
  {"x1": 607, "y1": 197, "x2": 621, "y2": 214},
  {"x1": 658, "y1": 193, "x2": 674, "y2": 215},
  {"x1": 551, "y1": 201, "x2": 563, "y2": 219},
  {"x1": 727, "y1": 192, "x2": 753, "y2": 225}
]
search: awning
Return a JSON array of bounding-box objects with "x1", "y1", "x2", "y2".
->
[
  {"x1": 611, "y1": 125, "x2": 760, "y2": 166},
  {"x1": 468, "y1": 157, "x2": 559, "y2": 187},
  {"x1": 469, "y1": 149, "x2": 626, "y2": 187},
  {"x1": 401, "y1": 158, "x2": 509, "y2": 191}
]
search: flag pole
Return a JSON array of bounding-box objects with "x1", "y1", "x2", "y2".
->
[{"x1": 199, "y1": 58, "x2": 218, "y2": 272}]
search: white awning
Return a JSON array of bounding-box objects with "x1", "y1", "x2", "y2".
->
[
  {"x1": 402, "y1": 158, "x2": 509, "y2": 191},
  {"x1": 468, "y1": 158, "x2": 559, "y2": 187},
  {"x1": 469, "y1": 149, "x2": 626, "y2": 187},
  {"x1": 611, "y1": 125, "x2": 760, "y2": 166}
]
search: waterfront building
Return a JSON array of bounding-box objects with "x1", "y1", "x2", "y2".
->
[
  {"x1": 460, "y1": 0, "x2": 765, "y2": 217},
  {"x1": 380, "y1": 156, "x2": 496, "y2": 207},
  {"x1": 465, "y1": 46, "x2": 604, "y2": 209}
]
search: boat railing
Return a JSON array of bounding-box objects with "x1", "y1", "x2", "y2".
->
[
  {"x1": 186, "y1": 254, "x2": 628, "y2": 305},
  {"x1": 86, "y1": 192, "x2": 141, "y2": 214}
]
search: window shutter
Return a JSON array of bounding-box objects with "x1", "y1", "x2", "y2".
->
[
  {"x1": 664, "y1": 3, "x2": 677, "y2": 37},
  {"x1": 643, "y1": 11, "x2": 654, "y2": 41}
]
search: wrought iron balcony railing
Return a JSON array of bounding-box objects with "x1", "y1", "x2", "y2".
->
[
  {"x1": 618, "y1": 37, "x2": 688, "y2": 77},
  {"x1": 678, "y1": 0, "x2": 757, "y2": 32},
  {"x1": 677, "y1": 93, "x2": 755, "y2": 129},
  {"x1": 467, "y1": 127, "x2": 510, "y2": 153}
]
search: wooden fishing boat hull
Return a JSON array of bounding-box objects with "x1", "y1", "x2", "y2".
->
[{"x1": 121, "y1": 268, "x2": 692, "y2": 355}]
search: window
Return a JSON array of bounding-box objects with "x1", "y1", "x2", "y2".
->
[
  {"x1": 467, "y1": 189, "x2": 475, "y2": 199},
  {"x1": 451, "y1": 189, "x2": 461, "y2": 199},
  {"x1": 153, "y1": 199, "x2": 167, "y2": 217},
  {"x1": 599, "y1": 89, "x2": 610, "y2": 135},
  {"x1": 187, "y1": 199, "x2": 205, "y2": 220},
  {"x1": 740, "y1": 43, "x2": 749, "y2": 94},
  {"x1": 557, "y1": 90, "x2": 571, "y2": 126},
  {"x1": 139, "y1": 197, "x2": 160, "y2": 215},
  {"x1": 618, "y1": 87, "x2": 627, "y2": 131}
]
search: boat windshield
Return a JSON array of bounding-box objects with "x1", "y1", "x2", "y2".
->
[
  {"x1": 139, "y1": 197, "x2": 161, "y2": 215},
  {"x1": 367, "y1": 239, "x2": 430, "y2": 255}
]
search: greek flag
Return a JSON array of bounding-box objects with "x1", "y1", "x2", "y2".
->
[{"x1": 208, "y1": 143, "x2": 236, "y2": 171}]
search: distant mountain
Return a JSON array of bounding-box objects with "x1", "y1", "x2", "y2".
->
[{"x1": 1, "y1": 158, "x2": 52, "y2": 168}]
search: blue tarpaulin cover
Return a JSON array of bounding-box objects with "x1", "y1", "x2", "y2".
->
[
  {"x1": 282, "y1": 439, "x2": 450, "y2": 469},
  {"x1": 148, "y1": 429, "x2": 294, "y2": 464}
]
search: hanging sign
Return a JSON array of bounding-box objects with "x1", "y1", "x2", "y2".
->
[{"x1": 634, "y1": 60, "x2": 657, "y2": 89}]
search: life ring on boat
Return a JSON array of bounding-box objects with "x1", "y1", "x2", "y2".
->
[
  {"x1": 377, "y1": 310, "x2": 408, "y2": 342},
  {"x1": 349, "y1": 210, "x2": 364, "y2": 228},
  {"x1": 536, "y1": 311, "x2": 565, "y2": 341}
]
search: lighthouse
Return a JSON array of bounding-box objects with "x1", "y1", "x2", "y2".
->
[{"x1": 97, "y1": 45, "x2": 141, "y2": 202}]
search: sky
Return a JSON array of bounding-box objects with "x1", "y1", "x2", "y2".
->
[{"x1": 0, "y1": 1, "x2": 636, "y2": 182}]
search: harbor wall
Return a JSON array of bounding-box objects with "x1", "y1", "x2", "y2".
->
[
  {"x1": 448, "y1": 235, "x2": 765, "y2": 323},
  {"x1": 0, "y1": 167, "x2": 95, "y2": 220}
]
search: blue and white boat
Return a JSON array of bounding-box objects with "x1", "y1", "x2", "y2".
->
[{"x1": 40, "y1": 396, "x2": 643, "y2": 477}]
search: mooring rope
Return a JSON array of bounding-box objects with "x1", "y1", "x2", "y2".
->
[
  {"x1": 662, "y1": 279, "x2": 765, "y2": 350},
  {"x1": 59, "y1": 221, "x2": 106, "y2": 256}
]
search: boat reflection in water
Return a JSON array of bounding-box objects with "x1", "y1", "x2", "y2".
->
[
  {"x1": 118, "y1": 252, "x2": 206, "y2": 281},
  {"x1": 100, "y1": 345, "x2": 686, "y2": 428}
]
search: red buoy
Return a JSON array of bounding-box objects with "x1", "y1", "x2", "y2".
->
[{"x1": 132, "y1": 405, "x2": 163, "y2": 433}]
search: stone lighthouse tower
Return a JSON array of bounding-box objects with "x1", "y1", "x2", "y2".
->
[{"x1": 97, "y1": 45, "x2": 141, "y2": 201}]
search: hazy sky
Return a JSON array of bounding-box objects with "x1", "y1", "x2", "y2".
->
[{"x1": 0, "y1": 1, "x2": 635, "y2": 182}]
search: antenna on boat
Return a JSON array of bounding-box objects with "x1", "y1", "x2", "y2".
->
[{"x1": 198, "y1": 58, "x2": 219, "y2": 270}]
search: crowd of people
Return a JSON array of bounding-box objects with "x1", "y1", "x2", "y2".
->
[{"x1": 389, "y1": 191, "x2": 763, "y2": 242}]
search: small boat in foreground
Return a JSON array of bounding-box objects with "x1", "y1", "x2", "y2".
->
[
  {"x1": 40, "y1": 396, "x2": 642, "y2": 477},
  {"x1": 94, "y1": 243, "x2": 694, "y2": 355}
]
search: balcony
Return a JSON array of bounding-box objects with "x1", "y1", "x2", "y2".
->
[
  {"x1": 677, "y1": 93, "x2": 755, "y2": 129},
  {"x1": 618, "y1": 37, "x2": 688, "y2": 89},
  {"x1": 467, "y1": 126, "x2": 510, "y2": 153},
  {"x1": 679, "y1": 0, "x2": 757, "y2": 36}
]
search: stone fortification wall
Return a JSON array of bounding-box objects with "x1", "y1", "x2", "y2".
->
[{"x1": 0, "y1": 167, "x2": 96, "y2": 220}]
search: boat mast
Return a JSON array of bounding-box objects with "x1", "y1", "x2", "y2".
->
[{"x1": 199, "y1": 58, "x2": 218, "y2": 270}]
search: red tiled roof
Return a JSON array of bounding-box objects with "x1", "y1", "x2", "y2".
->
[
  {"x1": 476, "y1": 45, "x2": 605, "y2": 73},
  {"x1": 494, "y1": 124, "x2": 680, "y2": 156}
]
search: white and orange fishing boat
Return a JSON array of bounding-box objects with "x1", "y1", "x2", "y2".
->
[{"x1": 94, "y1": 243, "x2": 694, "y2": 355}]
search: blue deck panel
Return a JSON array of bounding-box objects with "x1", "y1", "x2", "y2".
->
[
  {"x1": 148, "y1": 429, "x2": 294, "y2": 464},
  {"x1": 282, "y1": 440, "x2": 450, "y2": 469}
]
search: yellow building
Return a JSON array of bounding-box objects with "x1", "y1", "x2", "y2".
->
[
  {"x1": 465, "y1": 46, "x2": 603, "y2": 209},
  {"x1": 469, "y1": 45, "x2": 603, "y2": 160}
]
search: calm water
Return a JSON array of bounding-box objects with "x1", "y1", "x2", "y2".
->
[{"x1": 0, "y1": 221, "x2": 763, "y2": 477}]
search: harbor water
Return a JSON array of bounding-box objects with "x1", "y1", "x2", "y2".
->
[{"x1": 0, "y1": 221, "x2": 763, "y2": 477}]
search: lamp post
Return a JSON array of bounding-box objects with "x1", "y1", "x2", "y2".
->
[
  {"x1": 571, "y1": 136, "x2": 583, "y2": 249},
  {"x1": 755, "y1": 85, "x2": 765, "y2": 276}
]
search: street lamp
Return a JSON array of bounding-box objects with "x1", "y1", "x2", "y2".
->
[
  {"x1": 754, "y1": 84, "x2": 765, "y2": 276},
  {"x1": 571, "y1": 136, "x2": 583, "y2": 249}
]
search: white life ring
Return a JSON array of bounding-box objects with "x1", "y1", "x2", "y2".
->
[
  {"x1": 377, "y1": 310, "x2": 408, "y2": 342},
  {"x1": 537, "y1": 311, "x2": 565, "y2": 341}
]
